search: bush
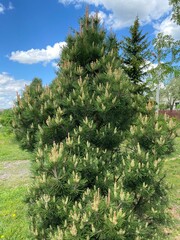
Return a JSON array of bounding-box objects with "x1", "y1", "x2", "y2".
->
[{"x1": 0, "y1": 109, "x2": 13, "y2": 133}]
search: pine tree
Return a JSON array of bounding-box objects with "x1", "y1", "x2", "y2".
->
[
  {"x1": 26, "y1": 12, "x2": 141, "y2": 239},
  {"x1": 36, "y1": 10, "x2": 137, "y2": 149},
  {"x1": 120, "y1": 17, "x2": 151, "y2": 94},
  {"x1": 13, "y1": 78, "x2": 43, "y2": 150},
  {"x1": 13, "y1": 78, "x2": 55, "y2": 151},
  {"x1": 25, "y1": 12, "x2": 177, "y2": 240}
]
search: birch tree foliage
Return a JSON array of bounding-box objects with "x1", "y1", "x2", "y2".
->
[
  {"x1": 148, "y1": 33, "x2": 179, "y2": 88},
  {"x1": 161, "y1": 72, "x2": 180, "y2": 110},
  {"x1": 169, "y1": 0, "x2": 180, "y2": 25}
]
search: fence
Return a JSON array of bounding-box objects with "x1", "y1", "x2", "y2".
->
[{"x1": 159, "y1": 110, "x2": 180, "y2": 120}]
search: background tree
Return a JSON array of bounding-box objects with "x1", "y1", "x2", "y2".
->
[
  {"x1": 13, "y1": 77, "x2": 59, "y2": 151},
  {"x1": 161, "y1": 73, "x2": 180, "y2": 110},
  {"x1": 0, "y1": 108, "x2": 13, "y2": 133},
  {"x1": 0, "y1": 109, "x2": 12, "y2": 126},
  {"x1": 169, "y1": 0, "x2": 180, "y2": 25},
  {"x1": 120, "y1": 17, "x2": 152, "y2": 94},
  {"x1": 149, "y1": 33, "x2": 179, "y2": 110}
]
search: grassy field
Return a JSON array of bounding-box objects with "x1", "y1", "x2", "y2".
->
[
  {"x1": 164, "y1": 134, "x2": 180, "y2": 239},
  {"x1": 0, "y1": 130, "x2": 32, "y2": 240},
  {"x1": 0, "y1": 129, "x2": 179, "y2": 239},
  {"x1": 0, "y1": 130, "x2": 32, "y2": 162},
  {"x1": 0, "y1": 186, "x2": 29, "y2": 240}
]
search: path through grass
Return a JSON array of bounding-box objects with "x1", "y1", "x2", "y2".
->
[{"x1": 0, "y1": 130, "x2": 32, "y2": 239}]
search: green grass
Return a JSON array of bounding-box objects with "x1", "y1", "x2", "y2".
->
[
  {"x1": 164, "y1": 136, "x2": 180, "y2": 239},
  {"x1": 0, "y1": 186, "x2": 29, "y2": 240},
  {"x1": 0, "y1": 131, "x2": 32, "y2": 161}
]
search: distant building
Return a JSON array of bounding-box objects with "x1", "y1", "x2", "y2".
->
[{"x1": 174, "y1": 100, "x2": 180, "y2": 109}]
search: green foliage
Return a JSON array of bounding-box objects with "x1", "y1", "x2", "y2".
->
[
  {"x1": 120, "y1": 17, "x2": 152, "y2": 94},
  {"x1": 13, "y1": 78, "x2": 43, "y2": 150},
  {"x1": 36, "y1": 12, "x2": 137, "y2": 150},
  {"x1": 161, "y1": 74, "x2": 180, "y2": 110},
  {"x1": 159, "y1": 103, "x2": 169, "y2": 110},
  {"x1": 13, "y1": 78, "x2": 56, "y2": 151},
  {"x1": 176, "y1": 103, "x2": 180, "y2": 109},
  {"x1": 0, "y1": 130, "x2": 179, "y2": 239},
  {"x1": 148, "y1": 33, "x2": 179, "y2": 107},
  {"x1": 153, "y1": 33, "x2": 179, "y2": 62},
  {"x1": 169, "y1": 0, "x2": 180, "y2": 25},
  {"x1": 0, "y1": 109, "x2": 13, "y2": 133},
  {"x1": 126, "y1": 102, "x2": 177, "y2": 155},
  {"x1": 27, "y1": 102, "x2": 177, "y2": 239},
  {"x1": 19, "y1": 12, "x2": 177, "y2": 240},
  {"x1": 150, "y1": 33, "x2": 180, "y2": 85}
]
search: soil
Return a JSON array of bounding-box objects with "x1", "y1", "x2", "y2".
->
[{"x1": 0, "y1": 160, "x2": 31, "y2": 187}]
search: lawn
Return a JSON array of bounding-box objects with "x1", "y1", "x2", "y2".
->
[
  {"x1": 0, "y1": 186, "x2": 29, "y2": 240},
  {"x1": 0, "y1": 130, "x2": 32, "y2": 240},
  {"x1": 0, "y1": 131, "x2": 32, "y2": 161},
  {"x1": 0, "y1": 129, "x2": 179, "y2": 239},
  {"x1": 164, "y1": 135, "x2": 180, "y2": 239}
]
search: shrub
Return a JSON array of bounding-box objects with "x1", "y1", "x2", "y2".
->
[{"x1": 0, "y1": 108, "x2": 13, "y2": 133}]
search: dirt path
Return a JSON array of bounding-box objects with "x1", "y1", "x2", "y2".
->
[{"x1": 0, "y1": 160, "x2": 31, "y2": 187}]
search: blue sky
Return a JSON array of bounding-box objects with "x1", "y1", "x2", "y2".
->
[{"x1": 0, "y1": 0, "x2": 179, "y2": 109}]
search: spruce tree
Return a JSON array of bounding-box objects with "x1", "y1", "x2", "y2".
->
[{"x1": 120, "y1": 17, "x2": 151, "y2": 94}]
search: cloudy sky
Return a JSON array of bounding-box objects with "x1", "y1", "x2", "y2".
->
[{"x1": 0, "y1": 0, "x2": 179, "y2": 109}]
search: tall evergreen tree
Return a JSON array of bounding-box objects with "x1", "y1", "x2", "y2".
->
[
  {"x1": 36, "y1": 10, "x2": 137, "y2": 149},
  {"x1": 23, "y1": 12, "x2": 177, "y2": 240},
  {"x1": 120, "y1": 17, "x2": 151, "y2": 94},
  {"x1": 26, "y1": 12, "x2": 141, "y2": 239}
]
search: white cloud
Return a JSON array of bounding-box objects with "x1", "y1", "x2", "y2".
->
[
  {"x1": 52, "y1": 61, "x2": 59, "y2": 70},
  {"x1": 0, "y1": 2, "x2": 14, "y2": 14},
  {"x1": 9, "y1": 42, "x2": 67, "y2": 64},
  {"x1": 90, "y1": 10, "x2": 107, "y2": 24},
  {"x1": 0, "y1": 3, "x2": 5, "y2": 14},
  {"x1": 154, "y1": 16, "x2": 180, "y2": 40},
  {"x1": 144, "y1": 60, "x2": 158, "y2": 72},
  {"x1": 0, "y1": 72, "x2": 30, "y2": 109},
  {"x1": 58, "y1": 0, "x2": 171, "y2": 29}
]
